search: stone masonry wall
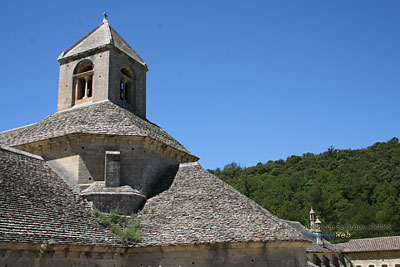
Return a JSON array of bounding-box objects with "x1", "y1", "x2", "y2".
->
[
  {"x1": 57, "y1": 51, "x2": 109, "y2": 111},
  {"x1": 347, "y1": 251, "x2": 400, "y2": 267},
  {"x1": 0, "y1": 241, "x2": 308, "y2": 267},
  {"x1": 129, "y1": 242, "x2": 308, "y2": 267},
  {"x1": 0, "y1": 242, "x2": 126, "y2": 267},
  {"x1": 108, "y1": 48, "x2": 147, "y2": 118},
  {"x1": 18, "y1": 135, "x2": 179, "y2": 194}
]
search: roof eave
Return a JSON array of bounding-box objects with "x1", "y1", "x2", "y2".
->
[
  {"x1": 57, "y1": 44, "x2": 148, "y2": 70},
  {"x1": 11, "y1": 133, "x2": 199, "y2": 162}
]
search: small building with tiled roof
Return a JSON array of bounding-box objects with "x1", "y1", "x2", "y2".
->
[
  {"x1": 336, "y1": 236, "x2": 400, "y2": 267},
  {"x1": 285, "y1": 208, "x2": 352, "y2": 267},
  {"x1": 0, "y1": 14, "x2": 311, "y2": 266}
]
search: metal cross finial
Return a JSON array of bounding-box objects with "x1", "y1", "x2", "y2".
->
[{"x1": 103, "y1": 12, "x2": 108, "y2": 22}]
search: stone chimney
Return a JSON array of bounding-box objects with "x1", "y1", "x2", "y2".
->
[
  {"x1": 315, "y1": 216, "x2": 323, "y2": 245},
  {"x1": 310, "y1": 207, "x2": 316, "y2": 231},
  {"x1": 105, "y1": 151, "x2": 120, "y2": 187}
]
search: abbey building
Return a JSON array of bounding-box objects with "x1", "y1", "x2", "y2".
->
[{"x1": 0, "y1": 15, "x2": 311, "y2": 267}]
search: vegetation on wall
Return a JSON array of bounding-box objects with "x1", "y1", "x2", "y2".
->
[
  {"x1": 209, "y1": 138, "x2": 400, "y2": 242},
  {"x1": 93, "y1": 208, "x2": 142, "y2": 242}
]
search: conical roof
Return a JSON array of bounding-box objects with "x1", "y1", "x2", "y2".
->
[
  {"x1": 0, "y1": 100, "x2": 197, "y2": 160},
  {"x1": 58, "y1": 16, "x2": 146, "y2": 67}
]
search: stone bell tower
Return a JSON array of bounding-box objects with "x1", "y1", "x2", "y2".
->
[
  {"x1": 56, "y1": 13, "x2": 148, "y2": 118},
  {"x1": 0, "y1": 14, "x2": 198, "y2": 214}
]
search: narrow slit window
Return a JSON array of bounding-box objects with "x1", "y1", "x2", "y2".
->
[{"x1": 120, "y1": 80, "x2": 125, "y2": 100}]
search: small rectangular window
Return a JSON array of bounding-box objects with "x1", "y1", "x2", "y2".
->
[{"x1": 120, "y1": 81, "x2": 124, "y2": 100}]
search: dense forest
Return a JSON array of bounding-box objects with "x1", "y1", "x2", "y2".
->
[{"x1": 209, "y1": 138, "x2": 400, "y2": 242}]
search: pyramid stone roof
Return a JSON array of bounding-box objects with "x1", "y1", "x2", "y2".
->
[
  {"x1": 58, "y1": 18, "x2": 146, "y2": 67},
  {"x1": 135, "y1": 162, "x2": 307, "y2": 247},
  {"x1": 0, "y1": 101, "x2": 196, "y2": 159}
]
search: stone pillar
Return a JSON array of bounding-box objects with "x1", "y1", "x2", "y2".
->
[
  {"x1": 83, "y1": 77, "x2": 88, "y2": 99},
  {"x1": 105, "y1": 151, "x2": 120, "y2": 187}
]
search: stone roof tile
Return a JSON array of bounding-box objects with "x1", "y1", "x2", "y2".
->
[
  {"x1": 336, "y1": 236, "x2": 400, "y2": 252},
  {"x1": 135, "y1": 163, "x2": 307, "y2": 247},
  {"x1": 0, "y1": 146, "x2": 120, "y2": 245},
  {"x1": 0, "y1": 146, "x2": 307, "y2": 248}
]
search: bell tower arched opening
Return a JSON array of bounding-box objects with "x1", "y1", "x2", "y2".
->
[
  {"x1": 73, "y1": 60, "x2": 94, "y2": 105},
  {"x1": 120, "y1": 65, "x2": 136, "y2": 110}
]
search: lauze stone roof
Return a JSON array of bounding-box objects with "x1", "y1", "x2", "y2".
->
[
  {"x1": 0, "y1": 145, "x2": 119, "y2": 245},
  {"x1": 336, "y1": 236, "x2": 400, "y2": 252},
  {"x1": 136, "y1": 162, "x2": 306, "y2": 247},
  {"x1": 0, "y1": 145, "x2": 305, "y2": 247},
  {"x1": 0, "y1": 100, "x2": 195, "y2": 158}
]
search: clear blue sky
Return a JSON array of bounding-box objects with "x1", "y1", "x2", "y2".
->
[{"x1": 0, "y1": 1, "x2": 399, "y2": 169}]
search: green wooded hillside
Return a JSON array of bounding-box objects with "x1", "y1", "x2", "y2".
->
[{"x1": 209, "y1": 138, "x2": 400, "y2": 242}]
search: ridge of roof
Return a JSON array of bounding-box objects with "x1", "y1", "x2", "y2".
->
[
  {"x1": 0, "y1": 121, "x2": 38, "y2": 134},
  {"x1": 109, "y1": 25, "x2": 146, "y2": 67},
  {"x1": 0, "y1": 144, "x2": 43, "y2": 161},
  {"x1": 57, "y1": 23, "x2": 105, "y2": 60}
]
